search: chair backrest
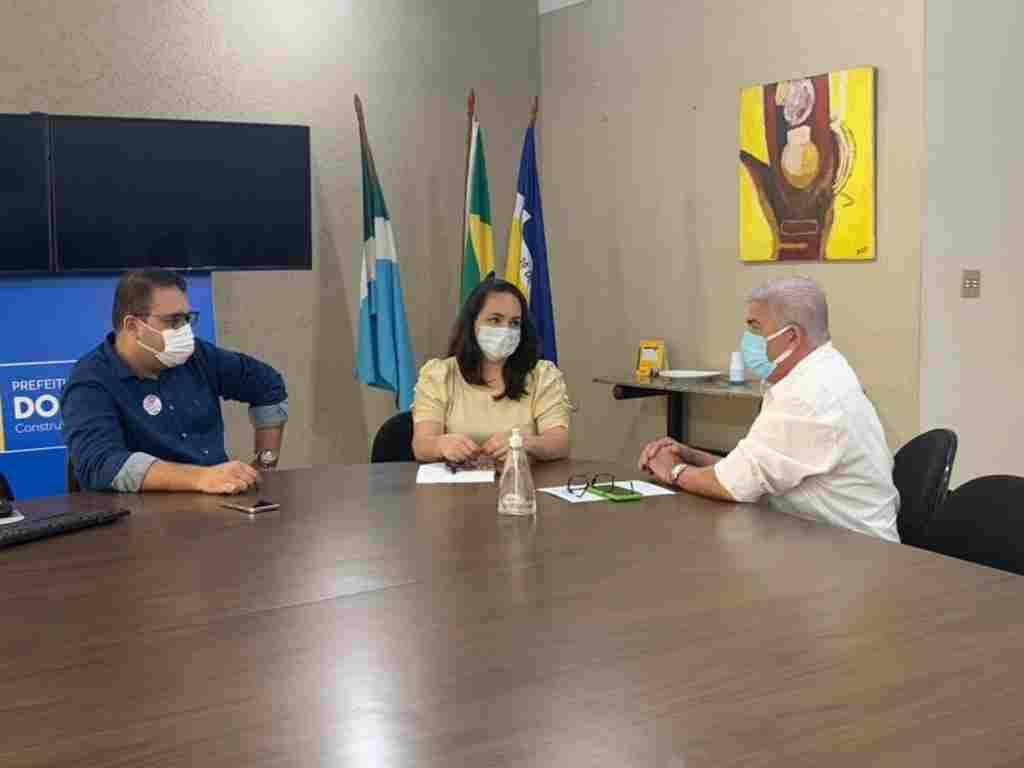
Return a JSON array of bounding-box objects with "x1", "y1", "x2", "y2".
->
[
  {"x1": 925, "y1": 475, "x2": 1024, "y2": 576},
  {"x1": 0, "y1": 470, "x2": 14, "y2": 501},
  {"x1": 66, "y1": 454, "x2": 82, "y2": 494},
  {"x1": 370, "y1": 411, "x2": 415, "y2": 463},
  {"x1": 893, "y1": 428, "x2": 957, "y2": 546}
]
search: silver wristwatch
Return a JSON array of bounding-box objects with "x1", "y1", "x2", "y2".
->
[
  {"x1": 255, "y1": 449, "x2": 279, "y2": 469},
  {"x1": 670, "y1": 463, "x2": 688, "y2": 486}
]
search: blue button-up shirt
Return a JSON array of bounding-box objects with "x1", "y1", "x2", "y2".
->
[{"x1": 61, "y1": 333, "x2": 287, "y2": 491}]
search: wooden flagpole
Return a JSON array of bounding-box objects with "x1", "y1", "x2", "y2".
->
[
  {"x1": 353, "y1": 94, "x2": 376, "y2": 182},
  {"x1": 531, "y1": 96, "x2": 540, "y2": 187},
  {"x1": 462, "y1": 89, "x2": 476, "y2": 255}
]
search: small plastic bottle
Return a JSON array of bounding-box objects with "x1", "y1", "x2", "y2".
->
[
  {"x1": 497, "y1": 429, "x2": 536, "y2": 517},
  {"x1": 729, "y1": 350, "x2": 745, "y2": 384}
]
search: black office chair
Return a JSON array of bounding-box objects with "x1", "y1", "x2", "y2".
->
[
  {"x1": 66, "y1": 454, "x2": 82, "y2": 494},
  {"x1": 0, "y1": 470, "x2": 14, "y2": 501},
  {"x1": 370, "y1": 411, "x2": 415, "y2": 463},
  {"x1": 924, "y1": 475, "x2": 1024, "y2": 576},
  {"x1": 892, "y1": 428, "x2": 957, "y2": 547}
]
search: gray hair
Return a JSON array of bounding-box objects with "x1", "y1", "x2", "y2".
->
[{"x1": 747, "y1": 277, "x2": 830, "y2": 346}]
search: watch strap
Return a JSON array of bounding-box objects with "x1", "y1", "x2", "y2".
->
[{"x1": 670, "y1": 463, "x2": 688, "y2": 486}]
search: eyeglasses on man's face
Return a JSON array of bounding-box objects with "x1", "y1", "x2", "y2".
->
[{"x1": 146, "y1": 311, "x2": 200, "y2": 330}]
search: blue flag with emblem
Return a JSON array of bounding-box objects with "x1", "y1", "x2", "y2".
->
[
  {"x1": 505, "y1": 119, "x2": 557, "y2": 363},
  {"x1": 354, "y1": 96, "x2": 416, "y2": 410}
]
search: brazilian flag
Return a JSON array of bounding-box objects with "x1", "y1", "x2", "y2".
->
[{"x1": 460, "y1": 119, "x2": 494, "y2": 305}]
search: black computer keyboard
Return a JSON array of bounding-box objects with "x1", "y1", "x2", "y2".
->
[{"x1": 0, "y1": 507, "x2": 130, "y2": 549}]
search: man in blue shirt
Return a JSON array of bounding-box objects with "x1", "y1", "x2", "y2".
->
[{"x1": 61, "y1": 269, "x2": 288, "y2": 494}]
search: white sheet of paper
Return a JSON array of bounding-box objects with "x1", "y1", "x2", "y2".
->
[
  {"x1": 538, "y1": 480, "x2": 676, "y2": 504},
  {"x1": 416, "y1": 462, "x2": 495, "y2": 484}
]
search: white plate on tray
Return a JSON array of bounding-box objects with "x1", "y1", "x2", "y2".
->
[{"x1": 657, "y1": 370, "x2": 720, "y2": 380}]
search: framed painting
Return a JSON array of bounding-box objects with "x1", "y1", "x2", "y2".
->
[{"x1": 739, "y1": 66, "x2": 875, "y2": 262}]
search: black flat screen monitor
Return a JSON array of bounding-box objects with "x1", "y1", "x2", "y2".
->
[
  {"x1": 0, "y1": 113, "x2": 52, "y2": 273},
  {"x1": 51, "y1": 116, "x2": 311, "y2": 271}
]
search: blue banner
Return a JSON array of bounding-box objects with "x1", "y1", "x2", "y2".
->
[{"x1": 0, "y1": 273, "x2": 214, "y2": 499}]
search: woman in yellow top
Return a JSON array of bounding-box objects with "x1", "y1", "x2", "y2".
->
[{"x1": 412, "y1": 277, "x2": 571, "y2": 464}]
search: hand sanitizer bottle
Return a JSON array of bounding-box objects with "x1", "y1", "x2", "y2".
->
[
  {"x1": 498, "y1": 429, "x2": 536, "y2": 517},
  {"x1": 729, "y1": 350, "x2": 745, "y2": 384}
]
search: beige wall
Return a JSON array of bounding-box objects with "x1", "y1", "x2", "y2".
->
[
  {"x1": 921, "y1": 0, "x2": 1024, "y2": 484},
  {"x1": 0, "y1": 0, "x2": 539, "y2": 468},
  {"x1": 541, "y1": 0, "x2": 924, "y2": 466}
]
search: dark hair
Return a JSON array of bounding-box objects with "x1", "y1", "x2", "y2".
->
[
  {"x1": 449, "y1": 276, "x2": 538, "y2": 401},
  {"x1": 112, "y1": 268, "x2": 188, "y2": 331}
]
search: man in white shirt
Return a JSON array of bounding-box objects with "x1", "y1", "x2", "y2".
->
[{"x1": 639, "y1": 277, "x2": 900, "y2": 542}]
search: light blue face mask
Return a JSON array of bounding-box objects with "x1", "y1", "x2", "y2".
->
[{"x1": 741, "y1": 325, "x2": 794, "y2": 380}]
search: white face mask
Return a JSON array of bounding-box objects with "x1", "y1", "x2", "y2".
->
[
  {"x1": 137, "y1": 320, "x2": 195, "y2": 368},
  {"x1": 476, "y1": 325, "x2": 521, "y2": 362}
]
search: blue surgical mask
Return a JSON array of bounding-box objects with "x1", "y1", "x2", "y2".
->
[{"x1": 741, "y1": 325, "x2": 794, "y2": 380}]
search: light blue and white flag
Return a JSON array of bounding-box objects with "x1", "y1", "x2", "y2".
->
[{"x1": 354, "y1": 96, "x2": 415, "y2": 410}]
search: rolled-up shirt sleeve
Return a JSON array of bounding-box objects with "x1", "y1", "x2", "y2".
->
[
  {"x1": 714, "y1": 396, "x2": 843, "y2": 503},
  {"x1": 111, "y1": 452, "x2": 160, "y2": 492},
  {"x1": 249, "y1": 400, "x2": 289, "y2": 428},
  {"x1": 62, "y1": 380, "x2": 143, "y2": 491}
]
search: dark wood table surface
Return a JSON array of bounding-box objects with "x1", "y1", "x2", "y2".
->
[{"x1": 2, "y1": 460, "x2": 1024, "y2": 767}]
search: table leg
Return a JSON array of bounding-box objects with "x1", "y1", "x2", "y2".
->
[
  {"x1": 667, "y1": 392, "x2": 688, "y2": 442},
  {"x1": 609, "y1": 385, "x2": 688, "y2": 442}
]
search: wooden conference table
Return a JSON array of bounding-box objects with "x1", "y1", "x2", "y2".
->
[{"x1": 2, "y1": 461, "x2": 1024, "y2": 766}]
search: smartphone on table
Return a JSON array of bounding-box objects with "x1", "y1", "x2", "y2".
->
[
  {"x1": 586, "y1": 483, "x2": 643, "y2": 503},
  {"x1": 221, "y1": 499, "x2": 281, "y2": 515}
]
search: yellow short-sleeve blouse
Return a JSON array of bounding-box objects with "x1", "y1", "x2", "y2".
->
[{"x1": 411, "y1": 357, "x2": 571, "y2": 445}]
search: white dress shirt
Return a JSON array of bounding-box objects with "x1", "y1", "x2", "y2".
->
[{"x1": 714, "y1": 342, "x2": 900, "y2": 542}]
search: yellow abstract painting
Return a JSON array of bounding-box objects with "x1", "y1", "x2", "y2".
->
[{"x1": 739, "y1": 66, "x2": 875, "y2": 262}]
